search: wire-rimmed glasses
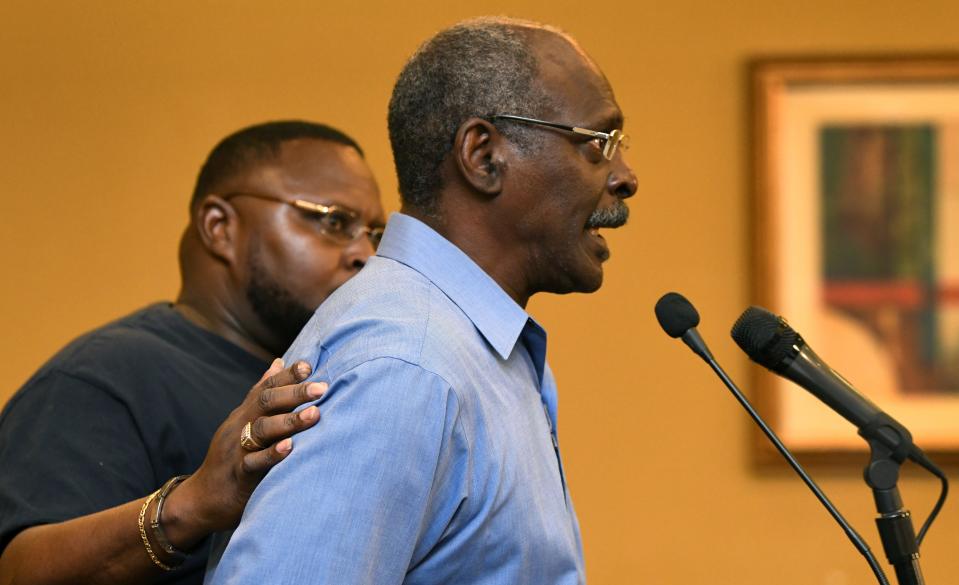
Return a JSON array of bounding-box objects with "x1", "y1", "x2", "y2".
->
[
  {"x1": 492, "y1": 114, "x2": 629, "y2": 160},
  {"x1": 220, "y1": 192, "x2": 384, "y2": 249}
]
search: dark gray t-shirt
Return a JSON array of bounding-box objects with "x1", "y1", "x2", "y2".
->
[{"x1": 0, "y1": 303, "x2": 268, "y2": 584}]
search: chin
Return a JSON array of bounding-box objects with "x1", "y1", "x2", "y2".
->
[
  {"x1": 573, "y1": 258, "x2": 605, "y2": 293},
  {"x1": 576, "y1": 274, "x2": 604, "y2": 294},
  {"x1": 546, "y1": 269, "x2": 604, "y2": 296}
]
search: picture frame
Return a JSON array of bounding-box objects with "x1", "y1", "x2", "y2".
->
[{"x1": 749, "y1": 55, "x2": 959, "y2": 465}]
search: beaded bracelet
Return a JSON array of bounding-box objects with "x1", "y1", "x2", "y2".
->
[
  {"x1": 137, "y1": 490, "x2": 173, "y2": 571},
  {"x1": 150, "y1": 475, "x2": 192, "y2": 564}
]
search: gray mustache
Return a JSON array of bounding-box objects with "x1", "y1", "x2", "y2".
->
[{"x1": 585, "y1": 201, "x2": 629, "y2": 229}]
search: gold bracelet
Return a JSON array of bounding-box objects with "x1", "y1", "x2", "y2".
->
[{"x1": 138, "y1": 490, "x2": 174, "y2": 571}]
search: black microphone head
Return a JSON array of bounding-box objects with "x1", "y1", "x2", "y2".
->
[
  {"x1": 730, "y1": 306, "x2": 803, "y2": 372},
  {"x1": 655, "y1": 292, "x2": 700, "y2": 338}
]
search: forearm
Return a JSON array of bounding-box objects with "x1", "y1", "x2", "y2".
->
[{"x1": 0, "y1": 489, "x2": 205, "y2": 585}]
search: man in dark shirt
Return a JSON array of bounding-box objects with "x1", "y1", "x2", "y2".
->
[{"x1": 0, "y1": 120, "x2": 385, "y2": 584}]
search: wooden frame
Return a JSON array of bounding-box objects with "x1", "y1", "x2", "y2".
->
[{"x1": 749, "y1": 55, "x2": 959, "y2": 466}]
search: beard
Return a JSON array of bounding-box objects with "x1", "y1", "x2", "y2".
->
[{"x1": 245, "y1": 247, "x2": 315, "y2": 355}]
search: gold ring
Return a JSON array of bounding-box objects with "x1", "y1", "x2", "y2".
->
[{"x1": 240, "y1": 421, "x2": 263, "y2": 451}]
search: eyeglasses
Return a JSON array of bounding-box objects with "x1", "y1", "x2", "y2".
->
[
  {"x1": 220, "y1": 192, "x2": 385, "y2": 249},
  {"x1": 492, "y1": 114, "x2": 629, "y2": 161}
]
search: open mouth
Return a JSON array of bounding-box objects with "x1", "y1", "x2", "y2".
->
[
  {"x1": 583, "y1": 227, "x2": 610, "y2": 263},
  {"x1": 586, "y1": 226, "x2": 606, "y2": 242}
]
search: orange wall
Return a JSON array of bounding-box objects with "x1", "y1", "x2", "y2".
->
[{"x1": 2, "y1": 1, "x2": 958, "y2": 583}]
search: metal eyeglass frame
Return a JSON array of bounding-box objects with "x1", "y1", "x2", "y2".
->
[
  {"x1": 219, "y1": 192, "x2": 384, "y2": 248},
  {"x1": 491, "y1": 114, "x2": 629, "y2": 160}
]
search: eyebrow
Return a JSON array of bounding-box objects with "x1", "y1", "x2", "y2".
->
[{"x1": 592, "y1": 112, "x2": 624, "y2": 131}]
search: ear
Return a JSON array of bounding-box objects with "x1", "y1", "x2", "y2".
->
[
  {"x1": 193, "y1": 195, "x2": 240, "y2": 265},
  {"x1": 453, "y1": 117, "x2": 506, "y2": 196}
]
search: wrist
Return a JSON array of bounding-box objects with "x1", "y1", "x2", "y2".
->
[{"x1": 156, "y1": 476, "x2": 210, "y2": 551}]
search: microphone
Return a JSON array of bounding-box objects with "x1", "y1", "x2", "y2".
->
[
  {"x1": 653, "y1": 291, "x2": 713, "y2": 362},
  {"x1": 654, "y1": 292, "x2": 890, "y2": 584},
  {"x1": 730, "y1": 306, "x2": 921, "y2": 463}
]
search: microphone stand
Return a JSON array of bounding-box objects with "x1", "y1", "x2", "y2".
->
[
  {"x1": 661, "y1": 294, "x2": 945, "y2": 584},
  {"x1": 864, "y1": 439, "x2": 924, "y2": 585}
]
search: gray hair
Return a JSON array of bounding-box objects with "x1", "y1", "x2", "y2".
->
[{"x1": 387, "y1": 17, "x2": 563, "y2": 215}]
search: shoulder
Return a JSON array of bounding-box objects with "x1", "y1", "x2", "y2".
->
[
  {"x1": 287, "y1": 257, "x2": 473, "y2": 378},
  {"x1": 318, "y1": 356, "x2": 458, "y2": 421},
  {"x1": 49, "y1": 303, "x2": 180, "y2": 364},
  {"x1": 4, "y1": 304, "x2": 187, "y2": 408}
]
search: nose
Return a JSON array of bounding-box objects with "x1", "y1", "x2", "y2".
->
[
  {"x1": 341, "y1": 235, "x2": 375, "y2": 271},
  {"x1": 607, "y1": 154, "x2": 638, "y2": 200}
]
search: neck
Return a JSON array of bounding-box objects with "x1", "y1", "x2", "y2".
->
[
  {"x1": 174, "y1": 287, "x2": 275, "y2": 362},
  {"x1": 401, "y1": 201, "x2": 532, "y2": 309}
]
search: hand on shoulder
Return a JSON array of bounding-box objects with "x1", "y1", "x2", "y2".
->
[{"x1": 157, "y1": 359, "x2": 326, "y2": 548}]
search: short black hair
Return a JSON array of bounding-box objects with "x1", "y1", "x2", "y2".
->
[
  {"x1": 190, "y1": 120, "x2": 363, "y2": 209},
  {"x1": 387, "y1": 17, "x2": 560, "y2": 216}
]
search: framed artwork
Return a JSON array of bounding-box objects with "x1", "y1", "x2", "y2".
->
[{"x1": 749, "y1": 55, "x2": 959, "y2": 465}]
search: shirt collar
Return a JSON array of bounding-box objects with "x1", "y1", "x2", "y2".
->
[{"x1": 375, "y1": 212, "x2": 534, "y2": 361}]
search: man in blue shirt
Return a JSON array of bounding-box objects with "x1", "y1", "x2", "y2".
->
[{"x1": 208, "y1": 17, "x2": 637, "y2": 584}]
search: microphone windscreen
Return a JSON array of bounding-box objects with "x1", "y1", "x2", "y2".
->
[
  {"x1": 730, "y1": 306, "x2": 802, "y2": 371},
  {"x1": 654, "y1": 292, "x2": 700, "y2": 338}
]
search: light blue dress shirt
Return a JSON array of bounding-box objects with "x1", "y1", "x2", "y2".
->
[{"x1": 206, "y1": 213, "x2": 584, "y2": 584}]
